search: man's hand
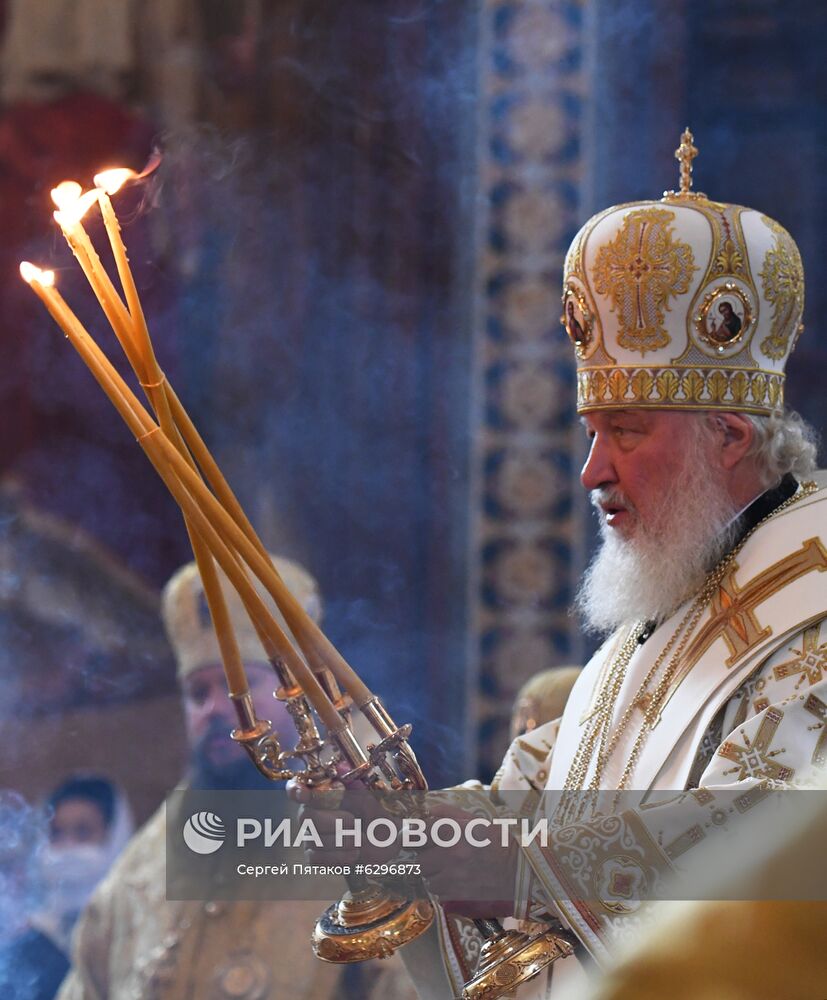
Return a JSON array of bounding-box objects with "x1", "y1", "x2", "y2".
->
[
  {"x1": 287, "y1": 780, "x2": 398, "y2": 866},
  {"x1": 286, "y1": 782, "x2": 519, "y2": 918},
  {"x1": 415, "y1": 802, "x2": 518, "y2": 918}
]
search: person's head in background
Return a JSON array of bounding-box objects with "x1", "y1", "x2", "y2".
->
[
  {"x1": 510, "y1": 666, "x2": 582, "y2": 742},
  {"x1": 48, "y1": 775, "x2": 115, "y2": 848},
  {"x1": 39, "y1": 774, "x2": 133, "y2": 941},
  {"x1": 162, "y1": 554, "x2": 323, "y2": 790}
]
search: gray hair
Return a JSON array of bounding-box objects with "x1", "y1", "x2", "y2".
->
[{"x1": 744, "y1": 409, "x2": 819, "y2": 487}]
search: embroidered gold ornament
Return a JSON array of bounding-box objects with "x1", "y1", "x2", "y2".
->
[{"x1": 562, "y1": 129, "x2": 805, "y2": 415}]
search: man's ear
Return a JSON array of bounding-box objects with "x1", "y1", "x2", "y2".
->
[{"x1": 712, "y1": 412, "x2": 755, "y2": 470}]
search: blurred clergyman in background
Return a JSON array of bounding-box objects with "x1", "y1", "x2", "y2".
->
[
  {"x1": 58, "y1": 554, "x2": 402, "y2": 1000},
  {"x1": 509, "y1": 667, "x2": 583, "y2": 742}
]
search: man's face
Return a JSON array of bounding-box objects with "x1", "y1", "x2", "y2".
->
[
  {"x1": 181, "y1": 662, "x2": 285, "y2": 776},
  {"x1": 580, "y1": 409, "x2": 715, "y2": 540},
  {"x1": 576, "y1": 408, "x2": 747, "y2": 632}
]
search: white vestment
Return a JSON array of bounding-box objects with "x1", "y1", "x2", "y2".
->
[{"x1": 404, "y1": 474, "x2": 827, "y2": 999}]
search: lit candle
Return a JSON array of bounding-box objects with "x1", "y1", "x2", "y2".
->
[
  {"x1": 51, "y1": 182, "x2": 144, "y2": 380},
  {"x1": 90, "y1": 173, "x2": 260, "y2": 701},
  {"x1": 91, "y1": 171, "x2": 349, "y2": 711},
  {"x1": 93, "y1": 170, "x2": 157, "y2": 380},
  {"x1": 21, "y1": 238, "x2": 363, "y2": 718},
  {"x1": 91, "y1": 174, "x2": 275, "y2": 561},
  {"x1": 21, "y1": 260, "x2": 345, "y2": 727},
  {"x1": 88, "y1": 177, "x2": 289, "y2": 708},
  {"x1": 51, "y1": 183, "x2": 303, "y2": 707},
  {"x1": 19, "y1": 261, "x2": 254, "y2": 697}
]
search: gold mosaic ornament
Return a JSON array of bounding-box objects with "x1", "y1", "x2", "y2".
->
[{"x1": 562, "y1": 128, "x2": 805, "y2": 414}]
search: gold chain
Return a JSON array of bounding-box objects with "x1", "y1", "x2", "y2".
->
[{"x1": 558, "y1": 481, "x2": 817, "y2": 822}]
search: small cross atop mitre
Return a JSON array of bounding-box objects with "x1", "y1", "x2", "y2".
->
[
  {"x1": 663, "y1": 127, "x2": 707, "y2": 200},
  {"x1": 676, "y1": 128, "x2": 697, "y2": 191}
]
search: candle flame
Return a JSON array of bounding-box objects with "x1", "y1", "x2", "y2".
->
[
  {"x1": 51, "y1": 181, "x2": 83, "y2": 207},
  {"x1": 20, "y1": 261, "x2": 55, "y2": 286},
  {"x1": 94, "y1": 167, "x2": 139, "y2": 196},
  {"x1": 51, "y1": 181, "x2": 100, "y2": 226},
  {"x1": 94, "y1": 150, "x2": 161, "y2": 195}
]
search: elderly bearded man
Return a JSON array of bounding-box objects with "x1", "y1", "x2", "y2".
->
[{"x1": 376, "y1": 134, "x2": 826, "y2": 999}]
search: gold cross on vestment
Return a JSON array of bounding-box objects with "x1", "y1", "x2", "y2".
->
[
  {"x1": 688, "y1": 538, "x2": 827, "y2": 670},
  {"x1": 654, "y1": 538, "x2": 827, "y2": 720}
]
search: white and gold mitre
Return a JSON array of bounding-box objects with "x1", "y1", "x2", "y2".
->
[
  {"x1": 562, "y1": 129, "x2": 804, "y2": 415},
  {"x1": 161, "y1": 554, "x2": 322, "y2": 680}
]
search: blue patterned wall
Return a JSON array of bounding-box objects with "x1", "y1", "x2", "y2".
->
[{"x1": 470, "y1": 0, "x2": 590, "y2": 777}]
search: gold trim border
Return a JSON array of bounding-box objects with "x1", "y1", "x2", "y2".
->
[{"x1": 576, "y1": 366, "x2": 784, "y2": 413}]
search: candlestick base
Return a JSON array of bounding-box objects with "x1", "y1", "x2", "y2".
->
[
  {"x1": 311, "y1": 884, "x2": 434, "y2": 963},
  {"x1": 462, "y1": 927, "x2": 574, "y2": 1000}
]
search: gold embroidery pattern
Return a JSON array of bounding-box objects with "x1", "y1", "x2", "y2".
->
[
  {"x1": 564, "y1": 202, "x2": 633, "y2": 285},
  {"x1": 664, "y1": 824, "x2": 705, "y2": 861},
  {"x1": 592, "y1": 208, "x2": 696, "y2": 355},
  {"x1": 707, "y1": 204, "x2": 750, "y2": 280},
  {"x1": 731, "y1": 672, "x2": 770, "y2": 729},
  {"x1": 759, "y1": 216, "x2": 804, "y2": 361},
  {"x1": 688, "y1": 716, "x2": 726, "y2": 780},
  {"x1": 550, "y1": 812, "x2": 667, "y2": 917},
  {"x1": 515, "y1": 738, "x2": 553, "y2": 766},
  {"x1": 718, "y1": 709, "x2": 794, "y2": 782},
  {"x1": 444, "y1": 913, "x2": 483, "y2": 983},
  {"x1": 577, "y1": 366, "x2": 784, "y2": 412},
  {"x1": 713, "y1": 236, "x2": 745, "y2": 276},
  {"x1": 773, "y1": 625, "x2": 827, "y2": 690},
  {"x1": 803, "y1": 693, "x2": 827, "y2": 767}
]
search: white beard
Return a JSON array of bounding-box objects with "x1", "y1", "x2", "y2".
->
[{"x1": 576, "y1": 438, "x2": 742, "y2": 636}]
